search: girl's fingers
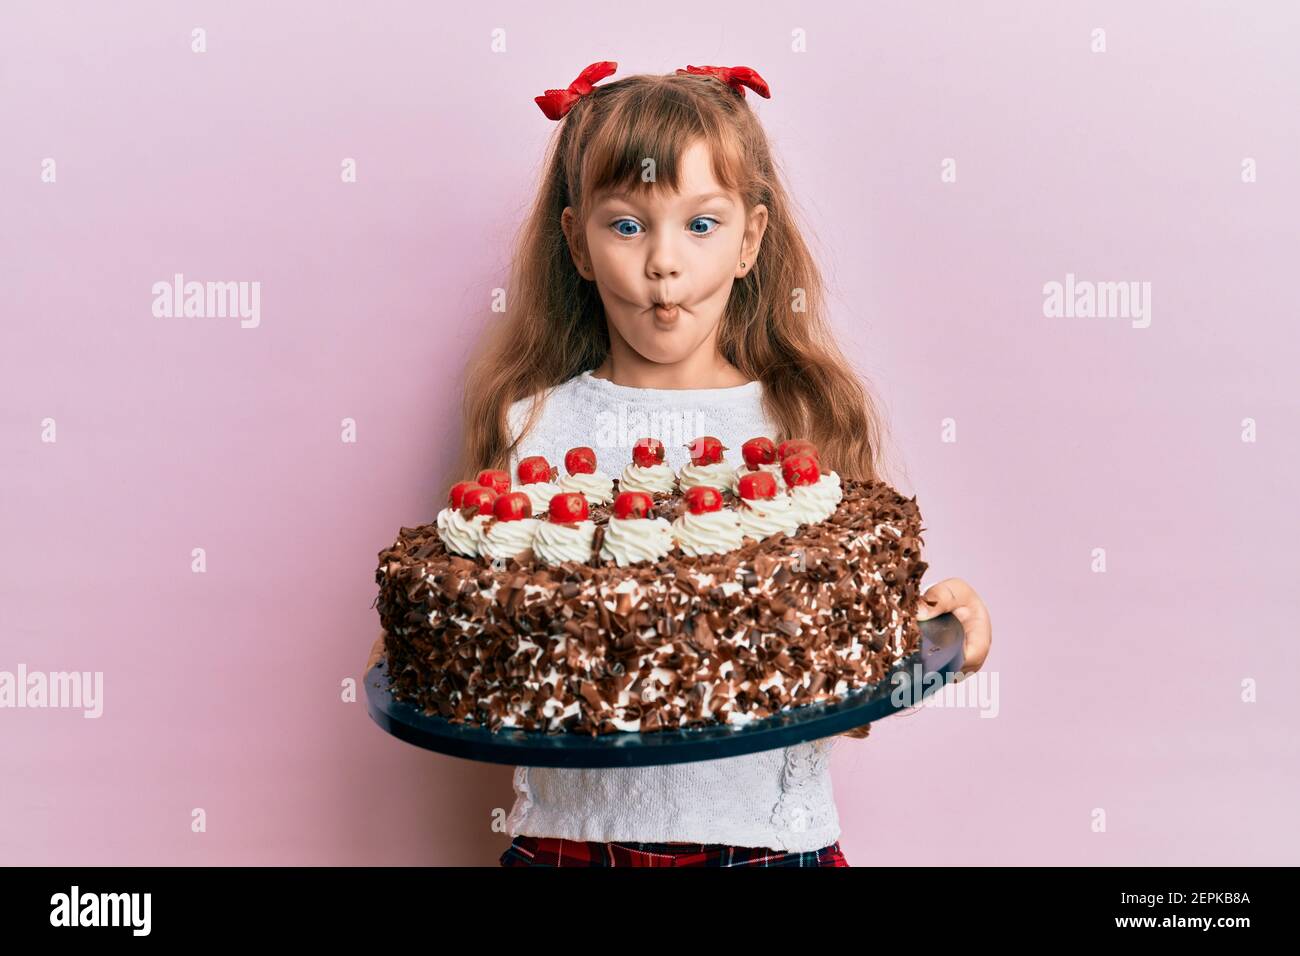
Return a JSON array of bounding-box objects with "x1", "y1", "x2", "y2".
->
[{"x1": 915, "y1": 578, "x2": 992, "y2": 674}]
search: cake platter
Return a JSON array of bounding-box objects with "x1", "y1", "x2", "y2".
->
[{"x1": 364, "y1": 612, "x2": 965, "y2": 768}]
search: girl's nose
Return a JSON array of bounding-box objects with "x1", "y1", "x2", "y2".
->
[{"x1": 645, "y1": 237, "x2": 681, "y2": 280}]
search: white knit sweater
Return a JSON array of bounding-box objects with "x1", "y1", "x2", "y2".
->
[{"x1": 501, "y1": 369, "x2": 841, "y2": 852}]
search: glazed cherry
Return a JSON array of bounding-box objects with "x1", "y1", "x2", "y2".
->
[
  {"x1": 631, "y1": 437, "x2": 665, "y2": 468},
  {"x1": 685, "y1": 435, "x2": 726, "y2": 465},
  {"x1": 476, "y1": 469, "x2": 510, "y2": 495},
  {"x1": 612, "y1": 490, "x2": 654, "y2": 519},
  {"x1": 684, "y1": 485, "x2": 724, "y2": 514},
  {"x1": 781, "y1": 453, "x2": 821, "y2": 488},
  {"x1": 741, "y1": 437, "x2": 776, "y2": 468},
  {"x1": 517, "y1": 456, "x2": 554, "y2": 485},
  {"x1": 461, "y1": 486, "x2": 499, "y2": 515},
  {"x1": 737, "y1": 471, "x2": 778, "y2": 501},
  {"x1": 548, "y1": 492, "x2": 589, "y2": 523},
  {"x1": 564, "y1": 446, "x2": 597, "y2": 476},
  {"x1": 777, "y1": 439, "x2": 820, "y2": 461},
  {"x1": 448, "y1": 480, "x2": 482, "y2": 508},
  {"x1": 493, "y1": 491, "x2": 533, "y2": 521}
]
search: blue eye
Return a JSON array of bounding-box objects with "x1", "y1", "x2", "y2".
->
[
  {"x1": 612, "y1": 219, "x2": 642, "y2": 237},
  {"x1": 689, "y1": 217, "x2": 720, "y2": 236}
]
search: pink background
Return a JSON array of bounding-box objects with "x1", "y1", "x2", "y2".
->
[{"x1": 2, "y1": 1, "x2": 1297, "y2": 865}]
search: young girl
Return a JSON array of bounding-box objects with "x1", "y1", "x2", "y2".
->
[{"x1": 450, "y1": 61, "x2": 991, "y2": 867}]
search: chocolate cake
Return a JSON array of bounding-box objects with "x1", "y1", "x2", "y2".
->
[{"x1": 374, "y1": 476, "x2": 928, "y2": 736}]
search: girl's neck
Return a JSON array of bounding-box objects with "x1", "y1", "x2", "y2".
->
[{"x1": 589, "y1": 343, "x2": 752, "y2": 391}]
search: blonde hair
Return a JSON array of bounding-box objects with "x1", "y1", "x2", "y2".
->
[{"x1": 455, "y1": 68, "x2": 889, "y2": 485}]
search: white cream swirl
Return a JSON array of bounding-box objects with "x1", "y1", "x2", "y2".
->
[
  {"x1": 479, "y1": 517, "x2": 540, "y2": 560},
  {"x1": 787, "y1": 472, "x2": 843, "y2": 525},
  {"x1": 676, "y1": 460, "x2": 739, "y2": 495},
  {"x1": 618, "y1": 462, "x2": 677, "y2": 495},
  {"x1": 532, "y1": 519, "x2": 597, "y2": 564},
  {"x1": 517, "y1": 481, "x2": 561, "y2": 516},
  {"x1": 671, "y1": 508, "x2": 744, "y2": 556},
  {"x1": 599, "y1": 516, "x2": 675, "y2": 566},
  {"x1": 736, "y1": 493, "x2": 801, "y2": 540},
  {"x1": 436, "y1": 509, "x2": 491, "y2": 557},
  {"x1": 557, "y1": 470, "x2": 615, "y2": 506}
]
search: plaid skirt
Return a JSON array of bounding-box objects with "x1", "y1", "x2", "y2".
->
[{"x1": 500, "y1": 836, "x2": 849, "y2": 867}]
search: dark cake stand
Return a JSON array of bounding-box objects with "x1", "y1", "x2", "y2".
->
[{"x1": 365, "y1": 613, "x2": 965, "y2": 767}]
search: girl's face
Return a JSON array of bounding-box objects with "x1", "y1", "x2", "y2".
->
[{"x1": 562, "y1": 140, "x2": 767, "y2": 367}]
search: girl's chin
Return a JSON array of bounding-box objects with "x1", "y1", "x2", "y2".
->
[{"x1": 627, "y1": 330, "x2": 704, "y2": 364}]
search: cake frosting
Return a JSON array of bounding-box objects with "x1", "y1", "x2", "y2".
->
[
  {"x1": 599, "y1": 515, "x2": 675, "y2": 566},
  {"x1": 736, "y1": 493, "x2": 801, "y2": 540},
  {"x1": 676, "y1": 460, "x2": 740, "y2": 496},
  {"x1": 480, "y1": 517, "x2": 541, "y2": 561},
  {"x1": 558, "y1": 471, "x2": 615, "y2": 505},
  {"x1": 618, "y1": 462, "x2": 676, "y2": 496},
  {"x1": 435, "y1": 508, "x2": 492, "y2": 558},
  {"x1": 377, "y1": 476, "x2": 928, "y2": 736},
  {"x1": 671, "y1": 508, "x2": 744, "y2": 556},
  {"x1": 517, "y1": 481, "x2": 562, "y2": 516},
  {"x1": 788, "y1": 472, "x2": 844, "y2": 524},
  {"x1": 532, "y1": 520, "x2": 597, "y2": 564}
]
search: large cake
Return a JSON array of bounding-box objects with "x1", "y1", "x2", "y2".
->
[{"x1": 374, "y1": 436, "x2": 928, "y2": 735}]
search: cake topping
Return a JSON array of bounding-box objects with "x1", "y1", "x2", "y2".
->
[
  {"x1": 548, "y1": 492, "x2": 590, "y2": 524},
  {"x1": 778, "y1": 439, "x2": 820, "y2": 461},
  {"x1": 671, "y1": 499, "x2": 744, "y2": 556},
  {"x1": 612, "y1": 490, "x2": 655, "y2": 519},
  {"x1": 476, "y1": 469, "x2": 510, "y2": 495},
  {"x1": 781, "y1": 452, "x2": 821, "y2": 487},
  {"x1": 686, "y1": 435, "x2": 726, "y2": 465},
  {"x1": 632, "y1": 437, "x2": 665, "y2": 467},
  {"x1": 518, "y1": 455, "x2": 557, "y2": 484},
  {"x1": 461, "y1": 485, "x2": 498, "y2": 515},
  {"x1": 448, "y1": 480, "x2": 482, "y2": 508},
  {"x1": 678, "y1": 435, "x2": 740, "y2": 495},
  {"x1": 741, "y1": 436, "x2": 777, "y2": 467},
  {"x1": 737, "y1": 470, "x2": 778, "y2": 501},
  {"x1": 684, "y1": 485, "x2": 724, "y2": 514},
  {"x1": 564, "y1": 446, "x2": 598, "y2": 475},
  {"x1": 493, "y1": 491, "x2": 533, "y2": 521}
]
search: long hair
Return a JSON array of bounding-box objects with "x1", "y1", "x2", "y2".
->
[{"x1": 455, "y1": 68, "x2": 889, "y2": 484}]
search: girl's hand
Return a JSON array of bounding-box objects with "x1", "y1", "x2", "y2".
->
[
  {"x1": 838, "y1": 577, "x2": 992, "y2": 739},
  {"x1": 915, "y1": 577, "x2": 992, "y2": 677}
]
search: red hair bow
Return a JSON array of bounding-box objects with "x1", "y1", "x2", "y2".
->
[
  {"x1": 676, "y1": 64, "x2": 771, "y2": 99},
  {"x1": 535, "y1": 60, "x2": 618, "y2": 120}
]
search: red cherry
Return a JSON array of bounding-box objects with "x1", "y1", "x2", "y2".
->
[
  {"x1": 777, "y1": 439, "x2": 819, "y2": 461},
  {"x1": 741, "y1": 437, "x2": 776, "y2": 468},
  {"x1": 449, "y1": 480, "x2": 482, "y2": 508},
  {"x1": 493, "y1": 491, "x2": 533, "y2": 521},
  {"x1": 564, "y1": 446, "x2": 597, "y2": 476},
  {"x1": 685, "y1": 436, "x2": 726, "y2": 466},
  {"x1": 548, "y1": 492, "x2": 589, "y2": 523},
  {"x1": 517, "y1": 456, "x2": 554, "y2": 485},
  {"x1": 476, "y1": 469, "x2": 510, "y2": 495},
  {"x1": 684, "y1": 485, "x2": 724, "y2": 514},
  {"x1": 461, "y1": 486, "x2": 498, "y2": 515},
  {"x1": 612, "y1": 490, "x2": 654, "y2": 520},
  {"x1": 781, "y1": 453, "x2": 821, "y2": 487},
  {"x1": 631, "y1": 437, "x2": 665, "y2": 468},
  {"x1": 737, "y1": 471, "x2": 778, "y2": 501}
]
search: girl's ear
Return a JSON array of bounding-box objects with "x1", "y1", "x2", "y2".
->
[
  {"x1": 739, "y1": 203, "x2": 768, "y2": 277},
  {"x1": 561, "y1": 206, "x2": 594, "y2": 280}
]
